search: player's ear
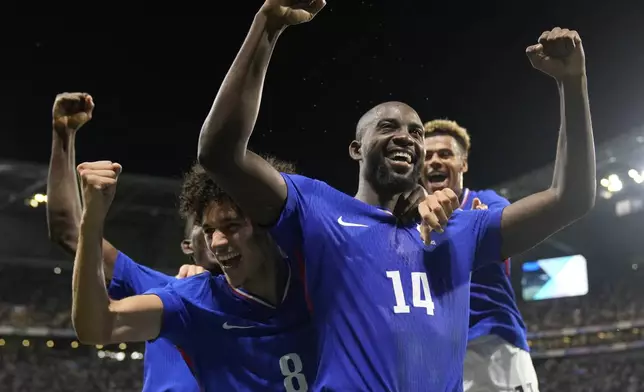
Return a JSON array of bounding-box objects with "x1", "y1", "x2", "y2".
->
[
  {"x1": 181, "y1": 239, "x2": 194, "y2": 255},
  {"x1": 462, "y1": 157, "x2": 469, "y2": 173},
  {"x1": 349, "y1": 140, "x2": 362, "y2": 161}
]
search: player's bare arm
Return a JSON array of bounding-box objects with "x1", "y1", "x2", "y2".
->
[
  {"x1": 500, "y1": 28, "x2": 595, "y2": 259},
  {"x1": 47, "y1": 93, "x2": 119, "y2": 279},
  {"x1": 197, "y1": 0, "x2": 325, "y2": 226},
  {"x1": 72, "y1": 161, "x2": 163, "y2": 344}
]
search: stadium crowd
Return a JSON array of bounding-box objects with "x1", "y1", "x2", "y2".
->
[{"x1": 1, "y1": 262, "x2": 644, "y2": 390}]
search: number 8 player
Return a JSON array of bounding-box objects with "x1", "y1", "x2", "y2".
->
[{"x1": 72, "y1": 160, "x2": 317, "y2": 391}]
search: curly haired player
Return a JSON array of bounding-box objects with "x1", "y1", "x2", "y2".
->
[{"x1": 71, "y1": 155, "x2": 317, "y2": 391}]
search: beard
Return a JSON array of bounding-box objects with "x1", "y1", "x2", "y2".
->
[{"x1": 365, "y1": 154, "x2": 422, "y2": 196}]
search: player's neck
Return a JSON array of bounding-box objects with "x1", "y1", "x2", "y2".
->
[
  {"x1": 241, "y1": 249, "x2": 286, "y2": 306},
  {"x1": 355, "y1": 179, "x2": 403, "y2": 212}
]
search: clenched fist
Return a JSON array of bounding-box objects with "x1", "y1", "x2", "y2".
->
[
  {"x1": 260, "y1": 0, "x2": 326, "y2": 28},
  {"x1": 53, "y1": 92, "x2": 94, "y2": 134},
  {"x1": 77, "y1": 161, "x2": 122, "y2": 222},
  {"x1": 526, "y1": 27, "x2": 585, "y2": 79},
  {"x1": 418, "y1": 188, "x2": 460, "y2": 245}
]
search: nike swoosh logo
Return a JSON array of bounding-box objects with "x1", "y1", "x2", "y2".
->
[
  {"x1": 222, "y1": 322, "x2": 255, "y2": 330},
  {"x1": 337, "y1": 216, "x2": 369, "y2": 227}
]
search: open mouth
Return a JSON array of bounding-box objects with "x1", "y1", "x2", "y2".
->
[
  {"x1": 426, "y1": 172, "x2": 449, "y2": 187},
  {"x1": 386, "y1": 150, "x2": 414, "y2": 168},
  {"x1": 217, "y1": 252, "x2": 242, "y2": 269}
]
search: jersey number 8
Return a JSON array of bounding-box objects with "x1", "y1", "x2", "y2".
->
[
  {"x1": 279, "y1": 353, "x2": 308, "y2": 392},
  {"x1": 386, "y1": 271, "x2": 435, "y2": 315}
]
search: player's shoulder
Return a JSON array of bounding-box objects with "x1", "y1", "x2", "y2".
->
[
  {"x1": 449, "y1": 207, "x2": 498, "y2": 229},
  {"x1": 113, "y1": 251, "x2": 174, "y2": 285},
  {"x1": 471, "y1": 188, "x2": 510, "y2": 207},
  {"x1": 167, "y1": 272, "x2": 214, "y2": 297},
  {"x1": 280, "y1": 173, "x2": 340, "y2": 197}
]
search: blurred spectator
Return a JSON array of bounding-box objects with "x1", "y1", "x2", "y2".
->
[
  {"x1": 0, "y1": 339, "x2": 142, "y2": 392},
  {"x1": 3, "y1": 263, "x2": 644, "y2": 391},
  {"x1": 536, "y1": 353, "x2": 644, "y2": 392}
]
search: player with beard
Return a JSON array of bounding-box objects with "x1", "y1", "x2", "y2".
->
[
  {"x1": 196, "y1": 1, "x2": 595, "y2": 389},
  {"x1": 47, "y1": 93, "x2": 219, "y2": 392},
  {"x1": 71, "y1": 157, "x2": 316, "y2": 391},
  {"x1": 422, "y1": 119, "x2": 537, "y2": 391}
]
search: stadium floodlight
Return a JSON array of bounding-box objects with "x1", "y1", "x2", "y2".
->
[
  {"x1": 628, "y1": 169, "x2": 644, "y2": 184},
  {"x1": 606, "y1": 174, "x2": 623, "y2": 192}
]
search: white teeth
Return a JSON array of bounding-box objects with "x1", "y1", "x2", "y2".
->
[
  {"x1": 389, "y1": 151, "x2": 412, "y2": 163},
  {"x1": 217, "y1": 252, "x2": 240, "y2": 261}
]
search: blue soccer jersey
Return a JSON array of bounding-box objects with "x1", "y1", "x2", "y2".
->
[
  {"x1": 460, "y1": 188, "x2": 529, "y2": 351},
  {"x1": 108, "y1": 252, "x2": 199, "y2": 392},
  {"x1": 145, "y1": 260, "x2": 317, "y2": 392},
  {"x1": 269, "y1": 174, "x2": 506, "y2": 392}
]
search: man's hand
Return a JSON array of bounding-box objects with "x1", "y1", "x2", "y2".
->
[
  {"x1": 526, "y1": 27, "x2": 585, "y2": 80},
  {"x1": 176, "y1": 264, "x2": 206, "y2": 279},
  {"x1": 77, "y1": 161, "x2": 122, "y2": 223},
  {"x1": 260, "y1": 0, "x2": 326, "y2": 28},
  {"x1": 418, "y1": 189, "x2": 460, "y2": 245},
  {"x1": 472, "y1": 197, "x2": 488, "y2": 210},
  {"x1": 393, "y1": 185, "x2": 427, "y2": 224},
  {"x1": 53, "y1": 93, "x2": 94, "y2": 134}
]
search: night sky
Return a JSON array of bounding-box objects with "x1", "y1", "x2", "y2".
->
[{"x1": 4, "y1": 3, "x2": 644, "y2": 195}]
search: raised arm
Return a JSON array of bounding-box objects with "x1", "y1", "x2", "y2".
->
[
  {"x1": 197, "y1": 1, "x2": 325, "y2": 226},
  {"x1": 500, "y1": 28, "x2": 595, "y2": 259},
  {"x1": 72, "y1": 161, "x2": 162, "y2": 344},
  {"x1": 47, "y1": 93, "x2": 119, "y2": 279}
]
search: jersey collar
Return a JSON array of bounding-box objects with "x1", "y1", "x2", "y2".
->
[{"x1": 227, "y1": 259, "x2": 292, "y2": 310}]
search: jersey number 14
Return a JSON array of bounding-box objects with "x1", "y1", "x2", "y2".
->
[{"x1": 386, "y1": 271, "x2": 435, "y2": 315}]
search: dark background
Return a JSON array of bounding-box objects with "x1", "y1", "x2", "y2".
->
[{"x1": 3, "y1": 2, "x2": 644, "y2": 195}]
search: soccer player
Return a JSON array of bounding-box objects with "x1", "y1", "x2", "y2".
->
[
  {"x1": 196, "y1": 1, "x2": 594, "y2": 389},
  {"x1": 422, "y1": 119, "x2": 538, "y2": 391},
  {"x1": 71, "y1": 159, "x2": 316, "y2": 391},
  {"x1": 47, "y1": 92, "x2": 218, "y2": 391}
]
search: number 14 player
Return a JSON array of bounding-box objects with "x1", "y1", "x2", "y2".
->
[{"x1": 199, "y1": 1, "x2": 595, "y2": 389}]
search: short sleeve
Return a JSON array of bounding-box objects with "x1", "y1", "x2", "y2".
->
[
  {"x1": 269, "y1": 173, "x2": 321, "y2": 257},
  {"x1": 144, "y1": 273, "x2": 212, "y2": 348},
  {"x1": 471, "y1": 207, "x2": 506, "y2": 270},
  {"x1": 108, "y1": 252, "x2": 174, "y2": 299}
]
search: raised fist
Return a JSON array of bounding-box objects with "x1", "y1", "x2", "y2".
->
[
  {"x1": 417, "y1": 188, "x2": 460, "y2": 245},
  {"x1": 77, "y1": 161, "x2": 122, "y2": 222},
  {"x1": 526, "y1": 27, "x2": 585, "y2": 80},
  {"x1": 260, "y1": 0, "x2": 326, "y2": 28},
  {"x1": 53, "y1": 92, "x2": 94, "y2": 133}
]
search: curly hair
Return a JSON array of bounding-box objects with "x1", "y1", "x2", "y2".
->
[
  {"x1": 179, "y1": 154, "x2": 297, "y2": 224},
  {"x1": 424, "y1": 119, "x2": 471, "y2": 155}
]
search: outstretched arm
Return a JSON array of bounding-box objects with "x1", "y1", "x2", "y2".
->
[
  {"x1": 500, "y1": 28, "x2": 595, "y2": 259},
  {"x1": 72, "y1": 161, "x2": 163, "y2": 344},
  {"x1": 47, "y1": 93, "x2": 119, "y2": 279},
  {"x1": 197, "y1": 1, "x2": 325, "y2": 226}
]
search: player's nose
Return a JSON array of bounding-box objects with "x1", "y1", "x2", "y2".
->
[
  {"x1": 210, "y1": 232, "x2": 229, "y2": 249},
  {"x1": 391, "y1": 132, "x2": 414, "y2": 147},
  {"x1": 427, "y1": 155, "x2": 444, "y2": 168}
]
